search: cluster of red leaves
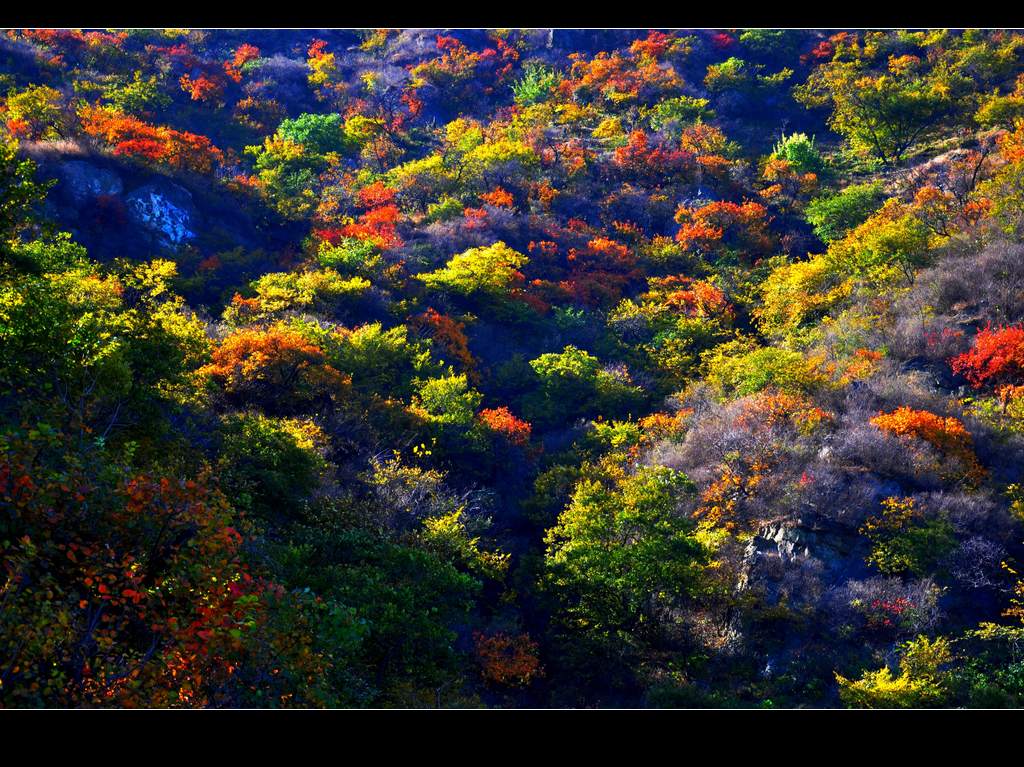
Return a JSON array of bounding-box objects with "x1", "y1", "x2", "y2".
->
[
  {"x1": 674, "y1": 200, "x2": 772, "y2": 256},
  {"x1": 646, "y1": 275, "x2": 733, "y2": 320},
  {"x1": 710, "y1": 32, "x2": 735, "y2": 50},
  {"x1": 613, "y1": 131, "x2": 692, "y2": 182},
  {"x1": 79, "y1": 105, "x2": 224, "y2": 174},
  {"x1": 561, "y1": 49, "x2": 683, "y2": 104},
  {"x1": 311, "y1": 228, "x2": 346, "y2": 246},
  {"x1": 356, "y1": 181, "x2": 398, "y2": 209},
  {"x1": 527, "y1": 240, "x2": 559, "y2": 258},
  {"x1": 0, "y1": 436, "x2": 270, "y2": 707},
  {"x1": 22, "y1": 29, "x2": 126, "y2": 49},
  {"x1": 801, "y1": 38, "x2": 835, "y2": 65},
  {"x1": 629, "y1": 31, "x2": 677, "y2": 61},
  {"x1": 511, "y1": 288, "x2": 552, "y2": 316},
  {"x1": 224, "y1": 43, "x2": 261, "y2": 83},
  {"x1": 335, "y1": 183, "x2": 403, "y2": 249},
  {"x1": 478, "y1": 407, "x2": 532, "y2": 447},
  {"x1": 924, "y1": 326, "x2": 965, "y2": 353},
  {"x1": 865, "y1": 597, "x2": 915, "y2": 630},
  {"x1": 521, "y1": 221, "x2": 640, "y2": 307},
  {"x1": 143, "y1": 42, "x2": 197, "y2": 68},
  {"x1": 179, "y1": 74, "x2": 223, "y2": 103},
  {"x1": 411, "y1": 35, "x2": 519, "y2": 94},
  {"x1": 4, "y1": 117, "x2": 30, "y2": 138},
  {"x1": 18, "y1": 28, "x2": 127, "y2": 67},
  {"x1": 341, "y1": 205, "x2": 402, "y2": 250},
  {"x1": 401, "y1": 90, "x2": 424, "y2": 120},
  {"x1": 459, "y1": 207, "x2": 488, "y2": 229},
  {"x1": 473, "y1": 631, "x2": 542, "y2": 687},
  {"x1": 544, "y1": 139, "x2": 588, "y2": 177},
  {"x1": 554, "y1": 270, "x2": 634, "y2": 308},
  {"x1": 527, "y1": 183, "x2": 556, "y2": 213},
  {"x1": 950, "y1": 323, "x2": 1024, "y2": 389},
  {"x1": 561, "y1": 239, "x2": 634, "y2": 284},
  {"x1": 307, "y1": 39, "x2": 330, "y2": 60}
]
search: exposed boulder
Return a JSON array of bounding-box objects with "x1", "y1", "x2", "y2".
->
[
  {"x1": 124, "y1": 181, "x2": 198, "y2": 249},
  {"x1": 740, "y1": 517, "x2": 864, "y2": 594},
  {"x1": 59, "y1": 160, "x2": 123, "y2": 205}
]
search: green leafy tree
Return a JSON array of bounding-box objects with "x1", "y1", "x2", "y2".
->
[
  {"x1": 217, "y1": 412, "x2": 327, "y2": 518},
  {"x1": 770, "y1": 132, "x2": 824, "y2": 175},
  {"x1": 544, "y1": 466, "x2": 708, "y2": 638},
  {"x1": 527, "y1": 345, "x2": 644, "y2": 425},
  {"x1": 703, "y1": 341, "x2": 824, "y2": 398},
  {"x1": 5, "y1": 85, "x2": 68, "y2": 140},
  {"x1": 796, "y1": 58, "x2": 970, "y2": 165},
  {"x1": 861, "y1": 496, "x2": 957, "y2": 577},
  {"x1": 805, "y1": 183, "x2": 885, "y2": 242},
  {"x1": 277, "y1": 113, "x2": 355, "y2": 155},
  {"x1": 0, "y1": 142, "x2": 54, "y2": 264},
  {"x1": 512, "y1": 62, "x2": 558, "y2": 106},
  {"x1": 412, "y1": 373, "x2": 482, "y2": 427}
]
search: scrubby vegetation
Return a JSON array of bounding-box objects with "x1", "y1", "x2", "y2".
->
[{"x1": 3, "y1": 28, "x2": 1024, "y2": 708}]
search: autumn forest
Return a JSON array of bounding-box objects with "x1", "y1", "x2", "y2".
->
[{"x1": 3, "y1": 27, "x2": 1024, "y2": 709}]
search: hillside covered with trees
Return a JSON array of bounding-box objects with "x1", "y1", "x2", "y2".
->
[{"x1": 4, "y1": 27, "x2": 1024, "y2": 708}]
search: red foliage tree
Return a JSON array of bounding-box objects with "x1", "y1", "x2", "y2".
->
[
  {"x1": 613, "y1": 130, "x2": 692, "y2": 183},
  {"x1": 674, "y1": 200, "x2": 772, "y2": 258},
  {"x1": 950, "y1": 323, "x2": 1024, "y2": 390},
  {"x1": 225, "y1": 43, "x2": 261, "y2": 82},
  {"x1": 179, "y1": 74, "x2": 224, "y2": 102},
  {"x1": 478, "y1": 407, "x2": 532, "y2": 446}
]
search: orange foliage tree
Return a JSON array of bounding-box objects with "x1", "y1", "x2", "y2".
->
[
  {"x1": 478, "y1": 407, "x2": 532, "y2": 447},
  {"x1": 79, "y1": 105, "x2": 224, "y2": 174},
  {"x1": 674, "y1": 200, "x2": 772, "y2": 258},
  {"x1": 199, "y1": 325, "x2": 350, "y2": 411},
  {"x1": 473, "y1": 631, "x2": 542, "y2": 687},
  {"x1": 179, "y1": 74, "x2": 224, "y2": 103},
  {"x1": 225, "y1": 43, "x2": 261, "y2": 83},
  {"x1": 871, "y1": 407, "x2": 984, "y2": 483}
]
